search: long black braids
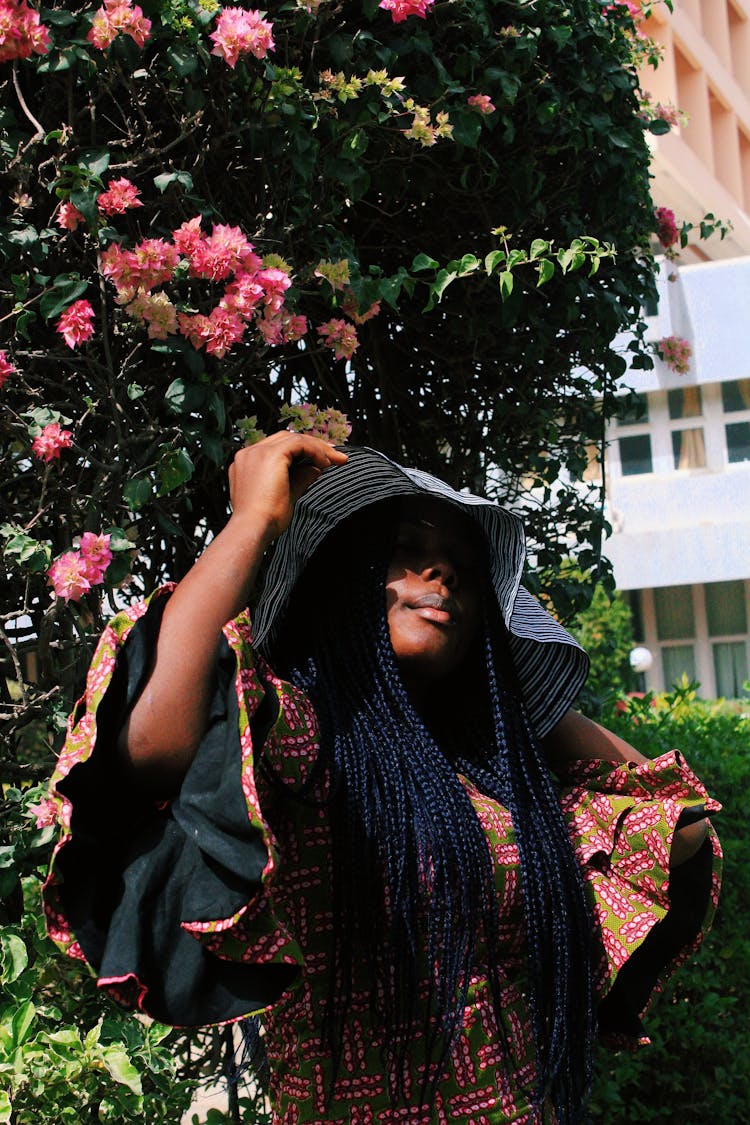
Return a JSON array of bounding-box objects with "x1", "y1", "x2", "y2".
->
[
  {"x1": 274, "y1": 501, "x2": 595, "y2": 1121},
  {"x1": 455, "y1": 610, "x2": 597, "y2": 1122}
]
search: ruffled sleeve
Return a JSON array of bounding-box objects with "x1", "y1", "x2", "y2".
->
[
  {"x1": 558, "y1": 752, "x2": 722, "y2": 1043},
  {"x1": 42, "y1": 588, "x2": 307, "y2": 1028}
]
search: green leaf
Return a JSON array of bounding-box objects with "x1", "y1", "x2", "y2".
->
[
  {"x1": 0, "y1": 1089, "x2": 10, "y2": 1125},
  {"x1": 456, "y1": 254, "x2": 479, "y2": 276},
  {"x1": 484, "y1": 249, "x2": 506, "y2": 275},
  {"x1": 647, "y1": 117, "x2": 672, "y2": 136},
  {"x1": 153, "y1": 171, "x2": 194, "y2": 194},
  {"x1": 11, "y1": 1000, "x2": 35, "y2": 1048},
  {"x1": 537, "y1": 258, "x2": 555, "y2": 286},
  {"x1": 157, "y1": 449, "x2": 195, "y2": 496},
  {"x1": 75, "y1": 148, "x2": 110, "y2": 178},
  {"x1": 0, "y1": 933, "x2": 28, "y2": 985},
  {"x1": 164, "y1": 378, "x2": 208, "y2": 415},
  {"x1": 410, "y1": 253, "x2": 439, "y2": 272},
  {"x1": 69, "y1": 187, "x2": 99, "y2": 226},
  {"x1": 427, "y1": 268, "x2": 457, "y2": 307},
  {"x1": 39, "y1": 276, "x2": 88, "y2": 322},
  {"x1": 167, "y1": 44, "x2": 198, "y2": 77},
  {"x1": 450, "y1": 112, "x2": 482, "y2": 148},
  {"x1": 102, "y1": 1044, "x2": 143, "y2": 1094},
  {"x1": 499, "y1": 270, "x2": 514, "y2": 300},
  {"x1": 127, "y1": 382, "x2": 145, "y2": 400},
  {"x1": 123, "y1": 477, "x2": 152, "y2": 511},
  {"x1": 102, "y1": 526, "x2": 133, "y2": 553},
  {"x1": 529, "y1": 239, "x2": 551, "y2": 260}
]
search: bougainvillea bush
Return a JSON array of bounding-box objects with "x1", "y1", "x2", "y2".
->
[{"x1": 0, "y1": 0, "x2": 690, "y2": 1118}]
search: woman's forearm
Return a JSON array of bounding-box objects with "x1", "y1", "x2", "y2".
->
[
  {"x1": 117, "y1": 433, "x2": 348, "y2": 791},
  {"x1": 542, "y1": 708, "x2": 649, "y2": 766},
  {"x1": 117, "y1": 514, "x2": 274, "y2": 790}
]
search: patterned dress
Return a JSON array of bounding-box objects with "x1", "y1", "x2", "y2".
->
[{"x1": 43, "y1": 588, "x2": 722, "y2": 1125}]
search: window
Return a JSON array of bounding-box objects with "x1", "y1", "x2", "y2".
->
[
  {"x1": 619, "y1": 434, "x2": 653, "y2": 476},
  {"x1": 726, "y1": 421, "x2": 750, "y2": 463},
  {"x1": 617, "y1": 393, "x2": 649, "y2": 426},
  {"x1": 721, "y1": 378, "x2": 750, "y2": 412},
  {"x1": 719, "y1": 380, "x2": 750, "y2": 464},
  {"x1": 668, "y1": 386, "x2": 702, "y2": 420},
  {"x1": 628, "y1": 589, "x2": 645, "y2": 643},
  {"x1": 655, "y1": 585, "x2": 695, "y2": 640},
  {"x1": 713, "y1": 642, "x2": 749, "y2": 697},
  {"x1": 706, "y1": 581, "x2": 749, "y2": 697},
  {"x1": 662, "y1": 645, "x2": 697, "y2": 689},
  {"x1": 705, "y1": 580, "x2": 747, "y2": 636},
  {"x1": 671, "y1": 428, "x2": 706, "y2": 469}
]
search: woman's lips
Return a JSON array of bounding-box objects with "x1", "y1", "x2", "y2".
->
[{"x1": 409, "y1": 594, "x2": 459, "y2": 625}]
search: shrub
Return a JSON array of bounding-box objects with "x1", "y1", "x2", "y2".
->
[{"x1": 589, "y1": 687, "x2": 750, "y2": 1124}]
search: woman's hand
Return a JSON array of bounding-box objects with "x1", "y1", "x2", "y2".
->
[{"x1": 228, "y1": 431, "x2": 348, "y2": 541}]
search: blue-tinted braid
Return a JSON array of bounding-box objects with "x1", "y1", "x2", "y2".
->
[
  {"x1": 290, "y1": 551, "x2": 498, "y2": 1105},
  {"x1": 285, "y1": 528, "x2": 595, "y2": 1122},
  {"x1": 455, "y1": 607, "x2": 596, "y2": 1123}
]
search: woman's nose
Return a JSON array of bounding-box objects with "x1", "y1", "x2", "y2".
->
[{"x1": 421, "y1": 558, "x2": 458, "y2": 588}]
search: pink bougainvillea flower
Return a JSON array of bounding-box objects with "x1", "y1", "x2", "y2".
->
[
  {"x1": 203, "y1": 306, "x2": 246, "y2": 357},
  {"x1": 210, "y1": 6, "x2": 275, "y2": 68},
  {"x1": 172, "y1": 215, "x2": 204, "y2": 256},
  {"x1": 101, "y1": 239, "x2": 178, "y2": 297},
  {"x1": 56, "y1": 202, "x2": 85, "y2": 231},
  {"x1": 317, "y1": 317, "x2": 359, "y2": 361},
  {"x1": 221, "y1": 270, "x2": 265, "y2": 318},
  {"x1": 655, "y1": 206, "x2": 679, "y2": 249},
  {"x1": 126, "y1": 291, "x2": 178, "y2": 339},
  {"x1": 97, "y1": 177, "x2": 143, "y2": 216},
  {"x1": 78, "y1": 531, "x2": 112, "y2": 583},
  {"x1": 378, "y1": 0, "x2": 433, "y2": 22},
  {"x1": 657, "y1": 335, "x2": 692, "y2": 375},
  {"x1": 188, "y1": 224, "x2": 256, "y2": 282},
  {"x1": 28, "y1": 794, "x2": 59, "y2": 829},
  {"x1": 607, "y1": 0, "x2": 642, "y2": 19},
  {"x1": 341, "y1": 290, "x2": 381, "y2": 325},
  {"x1": 0, "y1": 349, "x2": 15, "y2": 388},
  {"x1": 467, "y1": 93, "x2": 496, "y2": 115},
  {"x1": 128, "y1": 238, "x2": 179, "y2": 290},
  {"x1": 48, "y1": 551, "x2": 92, "y2": 603},
  {"x1": 257, "y1": 310, "x2": 283, "y2": 346},
  {"x1": 0, "y1": 0, "x2": 51, "y2": 63},
  {"x1": 87, "y1": 0, "x2": 151, "y2": 50},
  {"x1": 257, "y1": 266, "x2": 292, "y2": 312},
  {"x1": 32, "y1": 422, "x2": 73, "y2": 463},
  {"x1": 280, "y1": 312, "x2": 308, "y2": 343},
  {"x1": 177, "y1": 312, "x2": 212, "y2": 351},
  {"x1": 56, "y1": 299, "x2": 95, "y2": 349}
]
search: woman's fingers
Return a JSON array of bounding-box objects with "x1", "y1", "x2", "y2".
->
[{"x1": 228, "y1": 431, "x2": 348, "y2": 537}]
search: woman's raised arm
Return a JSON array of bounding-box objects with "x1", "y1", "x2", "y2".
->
[{"x1": 118, "y1": 432, "x2": 347, "y2": 791}]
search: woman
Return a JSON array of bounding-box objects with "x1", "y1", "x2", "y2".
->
[{"x1": 44, "y1": 432, "x2": 720, "y2": 1124}]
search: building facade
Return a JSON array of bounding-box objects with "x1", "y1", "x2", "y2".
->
[
  {"x1": 641, "y1": 0, "x2": 750, "y2": 261},
  {"x1": 594, "y1": 2, "x2": 750, "y2": 699},
  {"x1": 603, "y1": 258, "x2": 750, "y2": 697}
]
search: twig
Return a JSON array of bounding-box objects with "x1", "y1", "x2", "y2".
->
[{"x1": 12, "y1": 61, "x2": 45, "y2": 139}]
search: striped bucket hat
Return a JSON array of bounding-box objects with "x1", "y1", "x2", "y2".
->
[{"x1": 252, "y1": 446, "x2": 588, "y2": 738}]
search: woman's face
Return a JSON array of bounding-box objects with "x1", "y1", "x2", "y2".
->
[{"x1": 385, "y1": 497, "x2": 484, "y2": 690}]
